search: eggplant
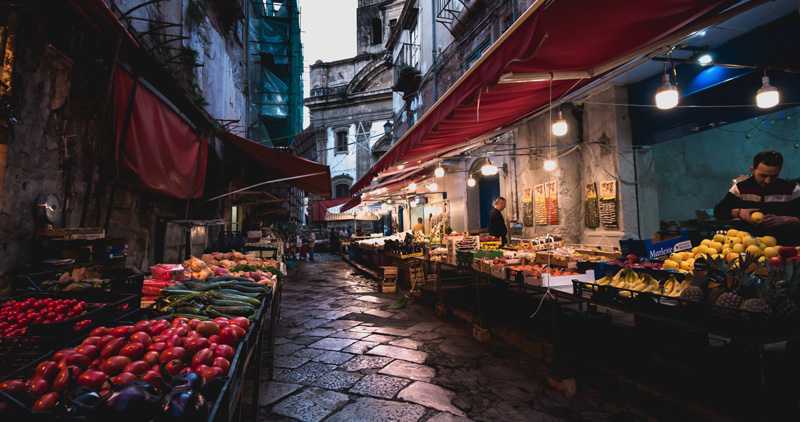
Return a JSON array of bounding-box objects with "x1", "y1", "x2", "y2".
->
[
  {"x1": 160, "y1": 388, "x2": 208, "y2": 421},
  {"x1": 170, "y1": 372, "x2": 205, "y2": 391},
  {"x1": 94, "y1": 384, "x2": 161, "y2": 421}
]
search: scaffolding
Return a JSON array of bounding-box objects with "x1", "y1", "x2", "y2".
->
[{"x1": 247, "y1": 0, "x2": 303, "y2": 148}]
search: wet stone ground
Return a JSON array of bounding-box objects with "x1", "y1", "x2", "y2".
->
[{"x1": 245, "y1": 254, "x2": 656, "y2": 421}]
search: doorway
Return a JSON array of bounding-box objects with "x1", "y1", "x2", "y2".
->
[{"x1": 478, "y1": 174, "x2": 500, "y2": 229}]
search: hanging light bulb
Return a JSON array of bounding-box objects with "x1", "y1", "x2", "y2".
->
[
  {"x1": 434, "y1": 163, "x2": 445, "y2": 178},
  {"x1": 655, "y1": 71, "x2": 679, "y2": 109},
  {"x1": 410, "y1": 198, "x2": 418, "y2": 207},
  {"x1": 544, "y1": 159, "x2": 557, "y2": 171},
  {"x1": 408, "y1": 181, "x2": 416, "y2": 191},
  {"x1": 428, "y1": 182, "x2": 438, "y2": 191},
  {"x1": 467, "y1": 177, "x2": 476, "y2": 187},
  {"x1": 552, "y1": 111, "x2": 568, "y2": 136},
  {"x1": 756, "y1": 75, "x2": 779, "y2": 108},
  {"x1": 481, "y1": 160, "x2": 498, "y2": 176},
  {"x1": 386, "y1": 198, "x2": 392, "y2": 204},
  {"x1": 398, "y1": 164, "x2": 404, "y2": 170}
]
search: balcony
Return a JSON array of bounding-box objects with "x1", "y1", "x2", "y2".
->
[
  {"x1": 392, "y1": 43, "x2": 421, "y2": 98},
  {"x1": 435, "y1": 0, "x2": 483, "y2": 35}
]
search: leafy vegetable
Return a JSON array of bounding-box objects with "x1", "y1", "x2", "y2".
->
[
  {"x1": 266, "y1": 266, "x2": 284, "y2": 280},
  {"x1": 232, "y1": 264, "x2": 259, "y2": 272}
]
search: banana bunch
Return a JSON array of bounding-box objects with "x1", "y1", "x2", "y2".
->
[
  {"x1": 664, "y1": 276, "x2": 692, "y2": 297},
  {"x1": 629, "y1": 273, "x2": 660, "y2": 293},
  {"x1": 610, "y1": 268, "x2": 639, "y2": 289}
]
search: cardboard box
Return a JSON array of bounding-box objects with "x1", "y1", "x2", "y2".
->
[
  {"x1": 619, "y1": 229, "x2": 692, "y2": 260},
  {"x1": 491, "y1": 265, "x2": 507, "y2": 280},
  {"x1": 525, "y1": 270, "x2": 596, "y2": 287},
  {"x1": 534, "y1": 252, "x2": 569, "y2": 267},
  {"x1": 481, "y1": 260, "x2": 492, "y2": 274}
]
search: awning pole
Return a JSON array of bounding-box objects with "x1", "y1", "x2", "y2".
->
[{"x1": 206, "y1": 172, "x2": 327, "y2": 202}]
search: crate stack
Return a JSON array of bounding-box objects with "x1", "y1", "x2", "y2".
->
[
  {"x1": 448, "y1": 236, "x2": 479, "y2": 265},
  {"x1": 391, "y1": 258, "x2": 424, "y2": 286},
  {"x1": 377, "y1": 266, "x2": 398, "y2": 293}
]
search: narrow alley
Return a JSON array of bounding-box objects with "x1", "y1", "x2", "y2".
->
[{"x1": 250, "y1": 254, "x2": 655, "y2": 422}]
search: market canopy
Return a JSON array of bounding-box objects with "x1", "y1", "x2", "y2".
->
[
  {"x1": 340, "y1": 195, "x2": 362, "y2": 213},
  {"x1": 311, "y1": 197, "x2": 350, "y2": 221},
  {"x1": 351, "y1": 0, "x2": 731, "y2": 195},
  {"x1": 223, "y1": 132, "x2": 332, "y2": 198}
]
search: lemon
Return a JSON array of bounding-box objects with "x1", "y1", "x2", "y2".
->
[
  {"x1": 751, "y1": 212, "x2": 764, "y2": 224},
  {"x1": 761, "y1": 236, "x2": 777, "y2": 247},
  {"x1": 737, "y1": 231, "x2": 751, "y2": 239},
  {"x1": 710, "y1": 241, "x2": 724, "y2": 252},
  {"x1": 669, "y1": 253, "x2": 683, "y2": 263},
  {"x1": 681, "y1": 251, "x2": 693, "y2": 260},
  {"x1": 726, "y1": 237, "x2": 742, "y2": 245},
  {"x1": 727, "y1": 229, "x2": 740, "y2": 237},
  {"x1": 746, "y1": 245, "x2": 763, "y2": 257},
  {"x1": 759, "y1": 243, "x2": 767, "y2": 250},
  {"x1": 732, "y1": 243, "x2": 745, "y2": 253},
  {"x1": 680, "y1": 261, "x2": 692, "y2": 271},
  {"x1": 691, "y1": 247, "x2": 699, "y2": 254},
  {"x1": 663, "y1": 260, "x2": 679, "y2": 270},
  {"x1": 713, "y1": 234, "x2": 726, "y2": 243},
  {"x1": 742, "y1": 237, "x2": 758, "y2": 247},
  {"x1": 701, "y1": 239, "x2": 712, "y2": 247},
  {"x1": 764, "y1": 247, "x2": 779, "y2": 258},
  {"x1": 721, "y1": 248, "x2": 732, "y2": 256}
]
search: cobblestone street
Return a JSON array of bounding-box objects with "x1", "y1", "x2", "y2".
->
[{"x1": 249, "y1": 254, "x2": 655, "y2": 421}]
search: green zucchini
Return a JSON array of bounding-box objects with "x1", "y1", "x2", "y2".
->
[
  {"x1": 213, "y1": 293, "x2": 261, "y2": 307},
  {"x1": 205, "y1": 305, "x2": 256, "y2": 317}
]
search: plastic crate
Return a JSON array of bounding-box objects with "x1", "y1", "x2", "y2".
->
[{"x1": 0, "y1": 292, "x2": 140, "y2": 378}]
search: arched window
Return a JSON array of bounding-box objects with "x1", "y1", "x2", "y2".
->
[
  {"x1": 335, "y1": 131, "x2": 348, "y2": 154},
  {"x1": 371, "y1": 18, "x2": 382, "y2": 45},
  {"x1": 335, "y1": 184, "x2": 350, "y2": 199}
]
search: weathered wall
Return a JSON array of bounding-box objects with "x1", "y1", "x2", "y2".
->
[{"x1": 646, "y1": 104, "x2": 800, "y2": 224}]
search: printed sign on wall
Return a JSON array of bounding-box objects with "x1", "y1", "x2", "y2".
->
[
  {"x1": 523, "y1": 187, "x2": 533, "y2": 227},
  {"x1": 545, "y1": 181, "x2": 559, "y2": 225},
  {"x1": 599, "y1": 180, "x2": 619, "y2": 230},
  {"x1": 585, "y1": 182, "x2": 599, "y2": 228},
  {"x1": 534, "y1": 184, "x2": 547, "y2": 226}
]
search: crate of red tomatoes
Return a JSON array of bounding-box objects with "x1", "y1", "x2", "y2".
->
[{"x1": 0, "y1": 293, "x2": 140, "y2": 377}]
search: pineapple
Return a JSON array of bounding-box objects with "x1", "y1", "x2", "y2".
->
[
  {"x1": 715, "y1": 255, "x2": 757, "y2": 313},
  {"x1": 706, "y1": 255, "x2": 736, "y2": 304},
  {"x1": 739, "y1": 275, "x2": 775, "y2": 319},
  {"x1": 772, "y1": 260, "x2": 800, "y2": 318},
  {"x1": 679, "y1": 272, "x2": 708, "y2": 302}
]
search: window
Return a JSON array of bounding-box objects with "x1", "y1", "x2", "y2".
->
[
  {"x1": 371, "y1": 18, "x2": 383, "y2": 45},
  {"x1": 335, "y1": 131, "x2": 348, "y2": 154},
  {"x1": 335, "y1": 184, "x2": 350, "y2": 199},
  {"x1": 466, "y1": 37, "x2": 491, "y2": 69}
]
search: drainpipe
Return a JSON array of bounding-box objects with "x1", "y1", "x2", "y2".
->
[{"x1": 430, "y1": 0, "x2": 437, "y2": 101}]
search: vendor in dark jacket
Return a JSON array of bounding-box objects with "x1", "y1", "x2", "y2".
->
[
  {"x1": 713, "y1": 150, "x2": 800, "y2": 245},
  {"x1": 488, "y1": 197, "x2": 508, "y2": 245}
]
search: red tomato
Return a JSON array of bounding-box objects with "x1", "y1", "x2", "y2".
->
[
  {"x1": 200, "y1": 366, "x2": 223, "y2": 382},
  {"x1": 34, "y1": 361, "x2": 59, "y2": 382},
  {"x1": 188, "y1": 319, "x2": 201, "y2": 330},
  {"x1": 150, "y1": 321, "x2": 169, "y2": 336},
  {"x1": 123, "y1": 360, "x2": 149, "y2": 376},
  {"x1": 128, "y1": 332, "x2": 152, "y2": 347},
  {"x1": 96, "y1": 335, "x2": 116, "y2": 350},
  {"x1": 181, "y1": 337, "x2": 192, "y2": 347},
  {"x1": 77, "y1": 370, "x2": 107, "y2": 389},
  {"x1": 214, "y1": 344, "x2": 235, "y2": 361},
  {"x1": 193, "y1": 364, "x2": 210, "y2": 375},
  {"x1": 109, "y1": 325, "x2": 135, "y2": 338},
  {"x1": 228, "y1": 324, "x2": 246, "y2": 341},
  {"x1": 212, "y1": 317, "x2": 229, "y2": 329},
  {"x1": 172, "y1": 318, "x2": 189, "y2": 327},
  {"x1": 166, "y1": 335, "x2": 183, "y2": 348},
  {"x1": 27, "y1": 377, "x2": 50, "y2": 396},
  {"x1": 172, "y1": 326, "x2": 189, "y2": 337},
  {"x1": 112, "y1": 372, "x2": 136, "y2": 386},
  {"x1": 73, "y1": 344, "x2": 99, "y2": 359},
  {"x1": 191, "y1": 348, "x2": 214, "y2": 368},
  {"x1": 118, "y1": 343, "x2": 145, "y2": 360},
  {"x1": 146, "y1": 342, "x2": 167, "y2": 353},
  {"x1": 58, "y1": 353, "x2": 90, "y2": 369},
  {"x1": 51, "y1": 368, "x2": 73, "y2": 392},
  {"x1": 141, "y1": 371, "x2": 162, "y2": 392},
  {"x1": 52, "y1": 349, "x2": 75, "y2": 362},
  {"x1": 159, "y1": 347, "x2": 187, "y2": 363},
  {"x1": 90, "y1": 327, "x2": 109, "y2": 337},
  {"x1": 187, "y1": 330, "x2": 201, "y2": 339},
  {"x1": 208, "y1": 335, "x2": 220, "y2": 344},
  {"x1": 196, "y1": 321, "x2": 220, "y2": 337},
  {"x1": 218, "y1": 327, "x2": 238, "y2": 346},
  {"x1": 229, "y1": 317, "x2": 250, "y2": 331},
  {"x1": 90, "y1": 358, "x2": 103, "y2": 369},
  {"x1": 82, "y1": 336, "x2": 101, "y2": 346},
  {"x1": 164, "y1": 359, "x2": 184, "y2": 376},
  {"x1": 212, "y1": 357, "x2": 231, "y2": 374},
  {"x1": 100, "y1": 356, "x2": 132, "y2": 376},
  {"x1": 186, "y1": 337, "x2": 211, "y2": 354},
  {"x1": 100, "y1": 337, "x2": 126, "y2": 359},
  {"x1": 32, "y1": 392, "x2": 59, "y2": 412},
  {"x1": 142, "y1": 351, "x2": 160, "y2": 367},
  {"x1": 133, "y1": 321, "x2": 153, "y2": 335},
  {"x1": 0, "y1": 379, "x2": 26, "y2": 398}
]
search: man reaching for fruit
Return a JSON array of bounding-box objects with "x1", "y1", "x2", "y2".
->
[{"x1": 713, "y1": 150, "x2": 800, "y2": 245}]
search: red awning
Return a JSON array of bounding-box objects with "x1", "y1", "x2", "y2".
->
[
  {"x1": 311, "y1": 197, "x2": 350, "y2": 221},
  {"x1": 114, "y1": 68, "x2": 207, "y2": 200},
  {"x1": 352, "y1": 0, "x2": 728, "y2": 194},
  {"x1": 223, "y1": 132, "x2": 332, "y2": 198},
  {"x1": 340, "y1": 195, "x2": 362, "y2": 213}
]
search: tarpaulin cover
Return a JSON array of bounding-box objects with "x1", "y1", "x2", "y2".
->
[
  {"x1": 113, "y1": 68, "x2": 207, "y2": 199},
  {"x1": 223, "y1": 132, "x2": 332, "y2": 198},
  {"x1": 352, "y1": 0, "x2": 727, "y2": 194},
  {"x1": 312, "y1": 197, "x2": 350, "y2": 221},
  {"x1": 340, "y1": 195, "x2": 362, "y2": 213}
]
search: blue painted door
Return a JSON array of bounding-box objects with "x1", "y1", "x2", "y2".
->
[{"x1": 479, "y1": 175, "x2": 500, "y2": 229}]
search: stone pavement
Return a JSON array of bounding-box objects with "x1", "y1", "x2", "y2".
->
[{"x1": 248, "y1": 253, "x2": 656, "y2": 421}]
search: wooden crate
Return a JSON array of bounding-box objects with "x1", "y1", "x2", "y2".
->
[
  {"x1": 380, "y1": 277, "x2": 397, "y2": 293},
  {"x1": 378, "y1": 266, "x2": 398, "y2": 278}
]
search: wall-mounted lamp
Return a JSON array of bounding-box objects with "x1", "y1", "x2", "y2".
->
[
  {"x1": 481, "y1": 160, "x2": 498, "y2": 176},
  {"x1": 383, "y1": 120, "x2": 393, "y2": 137},
  {"x1": 467, "y1": 176, "x2": 476, "y2": 187},
  {"x1": 756, "y1": 73, "x2": 779, "y2": 108}
]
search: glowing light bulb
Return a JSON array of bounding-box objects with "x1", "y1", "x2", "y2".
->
[
  {"x1": 757, "y1": 76, "x2": 779, "y2": 108},
  {"x1": 398, "y1": 164, "x2": 404, "y2": 170},
  {"x1": 697, "y1": 54, "x2": 712, "y2": 65},
  {"x1": 428, "y1": 182, "x2": 438, "y2": 191},
  {"x1": 552, "y1": 111, "x2": 567, "y2": 136},
  {"x1": 434, "y1": 164, "x2": 445, "y2": 178},
  {"x1": 467, "y1": 177, "x2": 476, "y2": 187},
  {"x1": 481, "y1": 161, "x2": 498, "y2": 176},
  {"x1": 544, "y1": 160, "x2": 556, "y2": 171},
  {"x1": 655, "y1": 72, "x2": 678, "y2": 110},
  {"x1": 408, "y1": 181, "x2": 416, "y2": 191}
]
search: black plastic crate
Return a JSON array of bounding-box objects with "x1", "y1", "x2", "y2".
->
[
  {"x1": 12, "y1": 268, "x2": 145, "y2": 294},
  {"x1": 0, "y1": 292, "x2": 140, "y2": 377}
]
